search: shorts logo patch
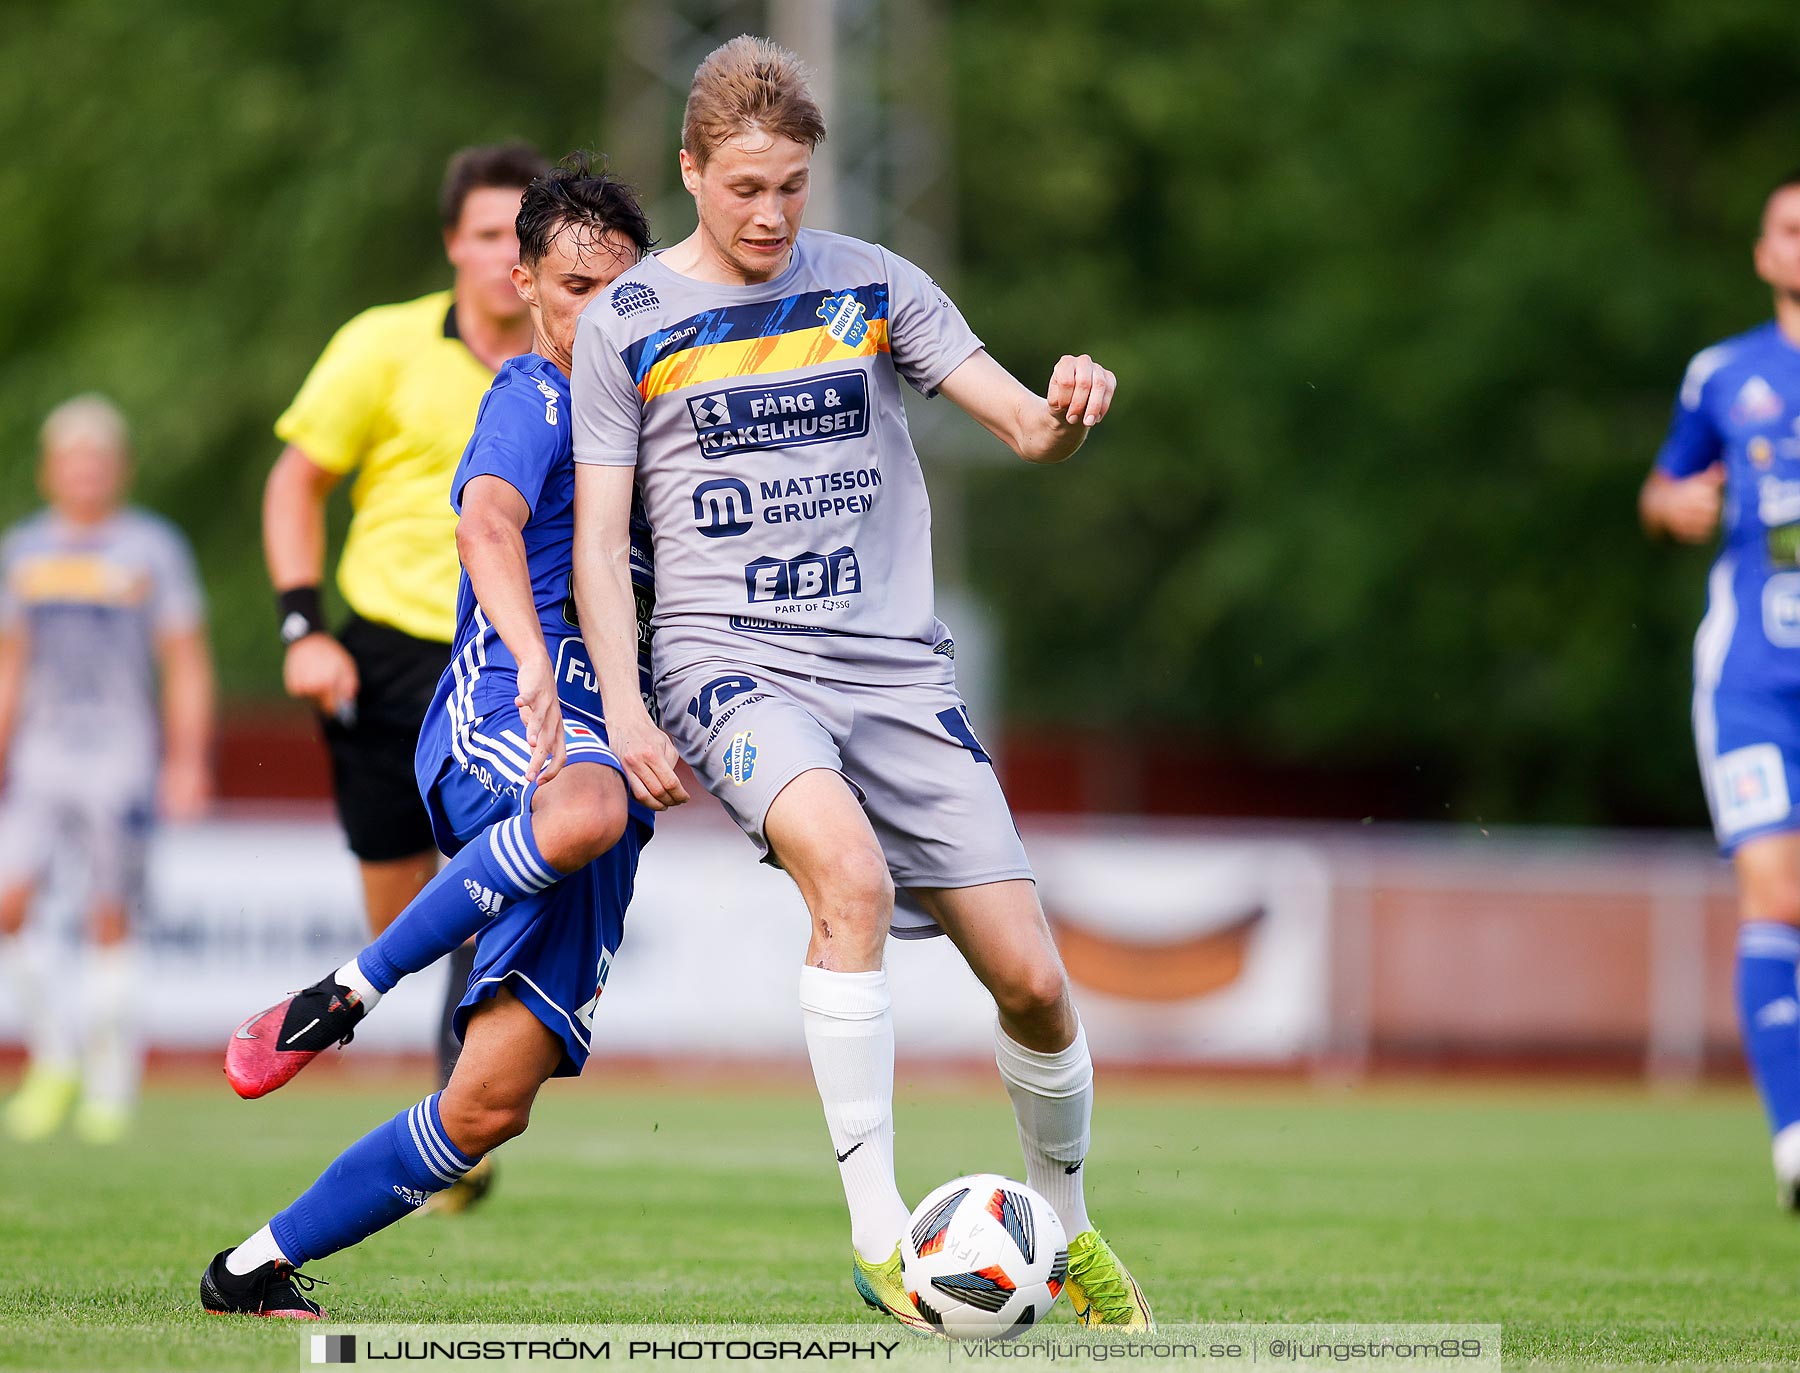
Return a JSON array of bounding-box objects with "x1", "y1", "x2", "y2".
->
[
  {"x1": 1714, "y1": 742, "x2": 1792, "y2": 836},
  {"x1": 688, "y1": 674, "x2": 760, "y2": 729},
  {"x1": 724, "y1": 730, "x2": 757, "y2": 786},
  {"x1": 564, "y1": 720, "x2": 604, "y2": 750}
]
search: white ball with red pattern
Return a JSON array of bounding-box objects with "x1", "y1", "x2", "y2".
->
[{"x1": 899, "y1": 1173, "x2": 1068, "y2": 1340}]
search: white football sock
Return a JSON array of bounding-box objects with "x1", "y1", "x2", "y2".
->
[
  {"x1": 799, "y1": 965, "x2": 910, "y2": 1261},
  {"x1": 4, "y1": 932, "x2": 78, "y2": 1076},
  {"x1": 337, "y1": 957, "x2": 383, "y2": 1009},
  {"x1": 81, "y1": 942, "x2": 142, "y2": 1111},
  {"x1": 226, "y1": 1223, "x2": 292, "y2": 1276},
  {"x1": 995, "y1": 1016, "x2": 1094, "y2": 1238}
]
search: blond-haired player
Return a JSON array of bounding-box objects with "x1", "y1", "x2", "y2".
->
[
  {"x1": 571, "y1": 36, "x2": 1152, "y2": 1331},
  {"x1": 0, "y1": 396, "x2": 213, "y2": 1144}
]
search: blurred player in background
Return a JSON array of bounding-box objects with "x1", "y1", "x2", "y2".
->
[
  {"x1": 0, "y1": 396, "x2": 212, "y2": 1144},
  {"x1": 572, "y1": 37, "x2": 1151, "y2": 1330},
  {"x1": 1642, "y1": 170, "x2": 1800, "y2": 1209},
  {"x1": 202, "y1": 162, "x2": 655, "y2": 1319},
  {"x1": 262, "y1": 143, "x2": 546, "y2": 1208}
]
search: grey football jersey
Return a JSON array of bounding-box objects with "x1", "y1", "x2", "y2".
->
[
  {"x1": 571, "y1": 229, "x2": 981, "y2": 685},
  {"x1": 0, "y1": 508, "x2": 204, "y2": 778}
]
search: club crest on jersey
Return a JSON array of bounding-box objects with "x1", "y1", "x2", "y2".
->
[
  {"x1": 612, "y1": 280, "x2": 659, "y2": 317},
  {"x1": 724, "y1": 730, "x2": 757, "y2": 786},
  {"x1": 817, "y1": 291, "x2": 870, "y2": 347},
  {"x1": 1732, "y1": 375, "x2": 1785, "y2": 426}
]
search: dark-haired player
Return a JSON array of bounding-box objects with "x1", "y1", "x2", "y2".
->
[
  {"x1": 202, "y1": 161, "x2": 655, "y2": 1317},
  {"x1": 1642, "y1": 170, "x2": 1800, "y2": 1210},
  {"x1": 263, "y1": 144, "x2": 548, "y2": 1164}
]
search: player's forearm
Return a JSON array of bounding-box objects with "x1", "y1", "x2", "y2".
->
[
  {"x1": 1639, "y1": 474, "x2": 1676, "y2": 537},
  {"x1": 0, "y1": 631, "x2": 23, "y2": 757},
  {"x1": 573, "y1": 549, "x2": 650, "y2": 727},
  {"x1": 159, "y1": 632, "x2": 215, "y2": 769},
  {"x1": 262, "y1": 447, "x2": 335, "y2": 591},
  {"x1": 457, "y1": 515, "x2": 552, "y2": 676}
]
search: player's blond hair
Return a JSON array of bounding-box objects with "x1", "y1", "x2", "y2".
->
[
  {"x1": 682, "y1": 35, "x2": 826, "y2": 168},
  {"x1": 40, "y1": 393, "x2": 130, "y2": 457}
]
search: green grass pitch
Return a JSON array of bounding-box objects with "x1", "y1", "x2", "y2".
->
[{"x1": 2, "y1": 1073, "x2": 1798, "y2": 1370}]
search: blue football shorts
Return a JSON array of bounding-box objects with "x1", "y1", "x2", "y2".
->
[{"x1": 419, "y1": 702, "x2": 649, "y2": 1075}]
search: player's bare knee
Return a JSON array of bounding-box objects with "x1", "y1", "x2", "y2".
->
[
  {"x1": 439, "y1": 1090, "x2": 533, "y2": 1155},
  {"x1": 1746, "y1": 880, "x2": 1800, "y2": 928},
  {"x1": 532, "y1": 765, "x2": 628, "y2": 871},
  {"x1": 818, "y1": 848, "x2": 893, "y2": 926},
  {"x1": 993, "y1": 963, "x2": 1070, "y2": 1026}
]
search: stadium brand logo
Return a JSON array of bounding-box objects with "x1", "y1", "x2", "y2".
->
[
  {"x1": 693, "y1": 478, "x2": 754, "y2": 538},
  {"x1": 463, "y1": 878, "x2": 504, "y2": 915},
  {"x1": 744, "y1": 547, "x2": 861, "y2": 604},
  {"x1": 533, "y1": 375, "x2": 560, "y2": 426},
  {"x1": 687, "y1": 674, "x2": 760, "y2": 730},
  {"x1": 611, "y1": 281, "x2": 659, "y2": 317},
  {"x1": 655, "y1": 324, "x2": 698, "y2": 354},
  {"x1": 724, "y1": 730, "x2": 757, "y2": 786},
  {"x1": 817, "y1": 290, "x2": 870, "y2": 347}
]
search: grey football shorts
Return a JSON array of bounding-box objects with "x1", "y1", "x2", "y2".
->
[
  {"x1": 0, "y1": 767, "x2": 152, "y2": 909},
  {"x1": 659, "y1": 659, "x2": 1033, "y2": 939}
]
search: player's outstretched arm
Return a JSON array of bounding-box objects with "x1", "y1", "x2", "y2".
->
[
  {"x1": 572, "y1": 463, "x2": 687, "y2": 811},
  {"x1": 1639, "y1": 465, "x2": 1724, "y2": 544},
  {"x1": 263, "y1": 444, "x2": 358, "y2": 719},
  {"x1": 457, "y1": 475, "x2": 566, "y2": 784},
  {"x1": 936, "y1": 349, "x2": 1118, "y2": 465}
]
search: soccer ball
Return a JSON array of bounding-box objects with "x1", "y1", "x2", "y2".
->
[{"x1": 900, "y1": 1174, "x2": 1068, "y2": 1340}]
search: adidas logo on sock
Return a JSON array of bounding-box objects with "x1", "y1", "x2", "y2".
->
[
  {"x1": 392, "y1": 1184, "x2": 431, "y2": 1208},
  {"x1": 463, "y1": 878, "x2": 505, "y2": 915}
]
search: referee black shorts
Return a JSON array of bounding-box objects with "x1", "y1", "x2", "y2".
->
[{"x1": 320, "y1": 614, "x2": 451, "y2": 863}]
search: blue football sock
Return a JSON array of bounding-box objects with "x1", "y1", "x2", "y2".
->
[
  {"x1": 1735, "y1": 921, "x2": 1800, "y2": 1135},
  {"x1": 269, "y1": 1092, "x2": 478, "y2": 1264},
  {"x1": 358, "y1": 812, "x2": 560, "y2": 993}
]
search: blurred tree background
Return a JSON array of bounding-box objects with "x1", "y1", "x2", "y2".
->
[{"x1": 1, "y1": 0, "x2": 1796, "y2": 827}]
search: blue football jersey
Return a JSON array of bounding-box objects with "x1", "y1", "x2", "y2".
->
[
  {"x1": 1658, "y1": 322, "x2": 1800, "y2": 688},
  {"x1": 443, "y1": 353, "x2": 655, "y2": 729}
]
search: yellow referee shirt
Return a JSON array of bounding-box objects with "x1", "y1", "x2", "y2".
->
[{"x1": 275, "y1": 290, "x2": 492, "y2": 644}]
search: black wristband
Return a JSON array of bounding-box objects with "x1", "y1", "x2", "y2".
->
[{"x1": 277, "y1": 586, "x2": 325, "y2": 645}]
